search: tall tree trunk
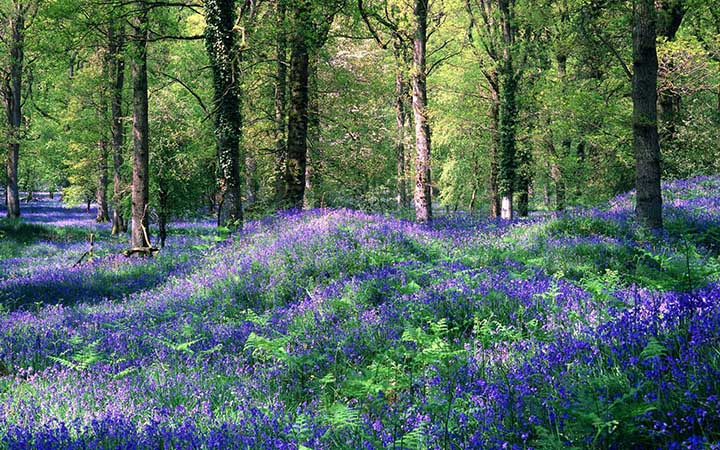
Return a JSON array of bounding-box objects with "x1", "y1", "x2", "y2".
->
[
  {"x1": 273, "y1": 0, "x2": 288, "y2": 205},
  {"x1": 4, "y1": 8, "x2": 23, "y2": 218},
  {"x1": 205, "y1": 0, "x2": 244, "y2": 228},
  {"x1": 285, "y1": 1, "x2": 311, "y2": 210},
  {"x1": 110, "y1": 25, "x2": 126, "y2": 234},
  {"x1": 487, "y1": 71, "x2": 501, "y2": 218},
  {"x1": 96, "y1": 45, "x2": 110, "y2": 224},
  {"x1": 96, "y1": 111, "x2": 109, "y2": 223},
  {"x1": 633, "y1": 0, "x2": 663, "y2": 229},
  {"x1": 130, "y1": 2, "x2": 151, "y2": 247},
  {"x1": 245, "y1": 153, "x2": 259, "y2": 206},
  {"x1": 516, "y1": 136, "x2": 532, "y2": 217},
  {"x1": 411, "y1": 0, "x2": 432, "y2": 223},
  {"x1": 550, "y1": 54, "x2": 567, "y2": 212},
  {"x1": 158, "y1": 191, "x2": 168, "y2": 248},
  {"x1": 304, "y1": 55, "x2": 319, "y2": 209},
  {"x1": 393, "y1": 44, "x2": 409, "y2": 210},
  {"x1": 498, "y1": 0, "x2": 517, "y2": 220}
]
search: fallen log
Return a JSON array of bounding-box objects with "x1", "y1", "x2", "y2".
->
[{"x1": 121, "y1": 246, "x2": 160, "y2": 257}]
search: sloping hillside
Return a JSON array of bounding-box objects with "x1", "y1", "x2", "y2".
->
[{"x1": 2, "y1": 177, "x2": 720, "y2": 449}]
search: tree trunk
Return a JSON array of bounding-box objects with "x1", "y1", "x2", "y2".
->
[
  {"x1": 158, "y1": 191, "x2": 168, "y2": 248},
  {"x1": 4, "y1": 8, "x2": 23, "y2": 218},
  {"x1": 130, "y1": 2, "x2": 151, "y2": 247},
  {"x1": 245, "y1": 152, "x2": 259, "y2": 206},
  {"x1": 304, "y1": 55, "x2": 320, "y2": 209},
  {"x1": 393, "y1": 45, "x2": 409, "y2": 210},
  {"x1": 110, "y1": 25, "x2": 126, "y2": 235},
  {"x1": 550, "y1": 55, "x2": 567, "y2": 212},
  {"x1": 633, "y1": 0, "x2": 663, "y2": 229},
  {"x1": 516, "y1": 141, "x2": 532, "y2": 217},
  {"x1": 411, "y1": 0, "x2": 432, "y2": 223},
  {"x1": 273, "y1": 0, "x2": 288, "y2": 205},
  {"x1": 487, "y1": 71, "x2": 501, "y2": 218},
  {"x1": 96, "y1": 65, "x2": 110, "y2": 224},
  {"x1": 205, "y1": 0, "x2": 244, "y2": 228},
  {"x1": 285, "y1": 1, "x2": 311, "y2": 210},
  {"x1": 96, "y1": 125, "x2": 109, "y2": 223},
  {"x1": 498, "y1": 0, "x2": 517, "y2": 220},
  {"x1": 517, "y1": 189, "x2": 529, "y2": 217}
]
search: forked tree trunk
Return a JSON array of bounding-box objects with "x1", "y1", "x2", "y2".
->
[
  {"x1": 411, "y1": 0, "x2": 432, "y2": 223},
  {"x1": 632, "y1": 0, "x2": 663, "y2": 229},
  {"x1": 130, "y1": 2, "x2": 151, "y2": 247}
]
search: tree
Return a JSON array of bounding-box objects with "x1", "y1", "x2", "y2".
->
[
  {"x1": 109, "y1": 24, "x2": 127, "y2": 234},
  {"x1": 130, "y1": 0, "x2": 151, "y2": 247},
  {"x1": 411, "y1": 0, "x2": 432, "y2": 222},
  {"x1": 1, "y1": 0, "x2": 37, "y2": 218},
  {"x1": 357, "y1": 0, "x2": 413, "y2": 210},
  {"x1": 465, "y1": 0, "x2": 529, "y2": 219},
  {"x1": 95, "y1": 46, "x2": 110, "y2": 223},
  {"x1": 205, "y1": 0, "x2": 244, "y2": 228},
  {"x1": 284, "y1": 0, "x2": 341, "y2": 210},
  {"x1": 632, "y1": 0, "x2": 663, "y2": 229},
  {"x1": 273, "y1": 0, "x2": 288, "y2": 205},
  {"x1": 285, "y1": 0, "x2": 312, "y2": 209}
]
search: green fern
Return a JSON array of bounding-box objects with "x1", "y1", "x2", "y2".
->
[
  {"x1": 322, "y1": 402, "x2": 359, "y2": 430},
  {"x1": 155, "y1": 336, "x2": 204, "y2": 355},
  {"x1": 244, "y1": 332, "x2": 289, "y2": 361},
  {"x1": 49, "y1": 339, "x2": 102, "y2": 370},
  {"x1": 640, "y1": 337, "x2": 667, "y2": 361},
  {"x1": 394, "y1": 422, "x2": 428, "y2": 450}
]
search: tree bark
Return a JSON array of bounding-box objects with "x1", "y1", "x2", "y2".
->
[
  {"x1": 516, "y1": 137, "x2": 532, "y2": 218},
  {"x1": 96, "y1": 110, "x2": 109, "y2": 223},
  {"x1": 411, "y1": 0, "x2": 432, "y2": 223},
  {"x1": 393, "y1": 44, "x2": 409, "y2": 210},
  {"x1": 285, "y1": 1, "x2": 311, "y2": 210},
  {"x1": 205, "y1": 0, "x2": 243, "y2": 228},
  {"x1": 96, "y1": 44, "x2": 110, "y2": 224},
  {"x1": 130, "y1": 2, "x2": 151, "y2": 247},
  {"x1": 551, "y1": 54, "x2": 567, "y2": 212},
  {"x1": 245, "y1": 152, "x2": 259, "y2": 206},
  {"x1": 4, "y1": 7, "x2": 23, "y2": 218},
  {"x1": 304, "y1": 55, "x2": 320, "y2": 209},
  {"x1": 109, "y1": 25, "x2": 126, "y2": 235},
  {"x1": 498, "y1": 0, "x2": 517, "y2": 220},
  {"x1": 273, "y1": 0, "x2": 288, "y2": 205},
  {"x1": 487, "y1": 70, "x2": 501, "y2": 218},
  {"x1": 632, "y1": 0, "x2": 663, "y2": 229}
]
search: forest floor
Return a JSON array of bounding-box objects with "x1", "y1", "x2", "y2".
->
[{"x1": 1, "y1": 178, "x2": 720, "y2": 449}]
